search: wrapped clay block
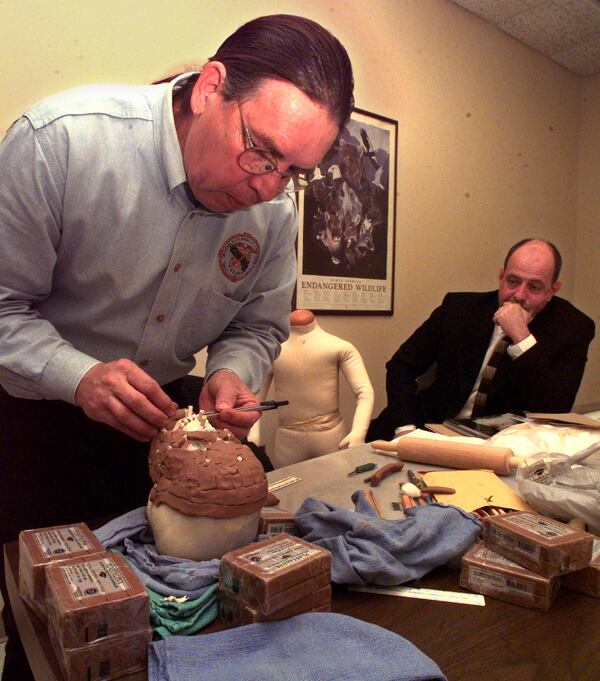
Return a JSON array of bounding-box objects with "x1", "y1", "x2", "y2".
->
[
  {"x1": 45, "y1": 553, "x2": 149, "y2": 648},
  {"x1": 482, "y1": 511, "x2": 593, "y2": 577},
  {"x1": 258, "y1": 510, "x2": 297, "y2": 537},
  {"x1": 50, "y1": 626, "x2": 152, "y2": 681},
  {"x1": 221, "y1": 568, "x2": 331, "y2": 621},
  {"x1": 460, "y1": 543, "x2": 560, "y2": 611},
  {"x1": 219, "y1": 585, "x2": 331, "y2": 626},
  {"x1": 563, "y1": 538, "x2": 600, "y2": 598},
  {"x1": 18, "y1": 523, "x2": 106, "y2": 622},
  {"x1": 219, "y1": 534, "x2": 331, "y2": 614}
]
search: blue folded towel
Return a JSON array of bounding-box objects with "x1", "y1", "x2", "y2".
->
[
  {"x1": 294, "y1": 491, "x2": 481, "y2": 585},
  {"x1": 94, "y1": 506, "x2": 219, "y2": 598},
  {"x1": 148, "y1": 612, "x2": 447, "y2": 681}
]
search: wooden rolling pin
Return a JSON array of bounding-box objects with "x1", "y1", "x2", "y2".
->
[{"x1": 371, "y1": 437, "x2": 523, "y2": 476}]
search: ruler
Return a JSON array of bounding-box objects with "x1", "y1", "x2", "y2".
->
[
  {"x1": 350, "y1": 585, "x2": 485, "y2": 606},
  {"x1": 268, "y1": 476, "x2": 301, "y2": 493}
]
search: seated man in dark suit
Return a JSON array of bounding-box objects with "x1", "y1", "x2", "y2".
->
[{"x1": 367, "y1": 238, "x2": 595, "y2": 441}]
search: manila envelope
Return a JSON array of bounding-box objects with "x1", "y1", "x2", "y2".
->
[{"x1": 422, "y1": 469, "x2": 533, "y2": 513}]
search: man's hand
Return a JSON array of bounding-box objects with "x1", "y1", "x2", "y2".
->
[
  {"x1": 75, "y1": 360, "x2": 178, "y2": 441},
  {"x1": 493, "y1": 302, "x2": 531, "y2": 344},
  {"x1": 200, "y1": 370, "x2": 260, "y2": 440}
]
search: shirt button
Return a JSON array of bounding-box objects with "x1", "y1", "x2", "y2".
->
[
  {"x1": 173, "y1": 263, "x2": 181, "y2": 272},
  {"x1": 156, "y1": 314, "x2": 165, "y2": 323},
  {"x1": 139, "y1": 359, "x2": 149, "y2": 367}
]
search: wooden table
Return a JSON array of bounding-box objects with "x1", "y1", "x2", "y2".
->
[{"x1": 5, "y1": 443, "x2": 600, "y2": 681}]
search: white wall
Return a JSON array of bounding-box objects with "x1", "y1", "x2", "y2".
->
[{"x1": 575, "y1": 73, "x2": 600, "y2": 406}]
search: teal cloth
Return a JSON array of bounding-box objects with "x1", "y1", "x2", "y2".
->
[{"x1": 147, "y1": 583, "x2": 218, "y2": 639}]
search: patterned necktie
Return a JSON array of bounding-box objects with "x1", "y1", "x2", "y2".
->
[{"x1": 471, "y1": 334, "x2": 509, "y2": 417}]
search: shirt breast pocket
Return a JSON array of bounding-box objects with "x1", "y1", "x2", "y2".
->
[{"x1": 174, "y1": 287, "x2": 245, "y2": 359}]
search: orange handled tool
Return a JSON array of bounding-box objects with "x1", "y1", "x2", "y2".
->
[{"x1": 364, "y1": 461, "x2": 405, "y2": 487}]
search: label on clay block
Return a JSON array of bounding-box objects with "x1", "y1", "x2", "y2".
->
[
  {"x1": 468, "y1": 567, "x2": 534, "y2": 599},
  {"x1": 591, "y1": 539, "x2": 600, "y2": 562},
  {"x1": 489, "y1": 527, "x2": 541, "y2": 560},
  {"x1": 502, "y1": 513, "x2": 574, "y2": 538},
  {"x1": 238, "y1": 537, "x2": 320, "y2": 575},
  {"x1": 265, "y1": 522, "x2": 297, "y2": 536},
  {"x1": 474, "y1": 546, "x2": 521, "y2": 568},
  {"x1": 34, "y1": 527, "x2": 95, "y2": 558},
  {"x1": 60, "y1": 557, "x2": 130, "y2": 600}
]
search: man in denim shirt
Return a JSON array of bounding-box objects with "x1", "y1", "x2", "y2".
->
[{"x1": 0, "y1": 15, "x2": 353, "y2": 680}]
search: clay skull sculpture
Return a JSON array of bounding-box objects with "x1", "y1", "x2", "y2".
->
[{"x1": 147, "y1": 407, "x2": 267, "y2": 561}]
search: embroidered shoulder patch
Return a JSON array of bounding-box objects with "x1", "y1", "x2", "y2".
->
[{"x1": 218, "y1": 232, "x2": 260, "y2": 282}]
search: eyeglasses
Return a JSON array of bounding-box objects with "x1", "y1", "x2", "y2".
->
[{"x1": 236, "y1": 101, "x2": 312, "y2": 193}]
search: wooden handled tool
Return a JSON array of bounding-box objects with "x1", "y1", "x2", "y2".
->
[
  {"x1": 364, "y1": 461, "x2": 405, "y2": 487},
  {"x1": 371, "y1": 437, "x2": 523, "y2": 476},
  {"x1": 363, "y1": 489, "x2": 385, "y2": 518}
]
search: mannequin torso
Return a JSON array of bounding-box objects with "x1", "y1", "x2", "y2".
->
[{"x1": 266, "y1": 311, "x2": 374, "y2": 468}]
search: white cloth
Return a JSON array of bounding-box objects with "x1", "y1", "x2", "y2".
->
[{"x1": 488, "y1": 422, "x2": 600, "y2": 457}]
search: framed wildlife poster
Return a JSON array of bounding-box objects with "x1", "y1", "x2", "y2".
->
[{"x1": 296, "y1": 108, "x2": 397, "y2": 314}]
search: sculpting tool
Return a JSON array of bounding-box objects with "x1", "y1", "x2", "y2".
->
[
  {"x1": 407, "y1": 469, "x2": 426, "y2": 489},
  {"x1": 347, "y1": 463, "x2": 378, "y2": 477},
  {"x1": 364, "y1": 489, "x2": 385, "y2": 518},
  {"x1": 202, "y1": 400, "x2": 289, "y2": 419},
  {"x1": 364, "y1": 461, "x2": 405, "y2": 486},
  {"x1": 268, "y1": 476, "x2": 301, "y2": 493},
  {"x1": 401, "y1": 493, "x2": 415, "y2": 509},
  {"x1": 407, "y1": 470, "x2": 455, "y2": 496}
]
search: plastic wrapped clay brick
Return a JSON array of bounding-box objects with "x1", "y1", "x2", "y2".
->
[
  {"x1": 482, "y1": 511, "x2": 593, "y2": 577},
  {"x1": 219, "y1": 534, "x2": 331, "y2": 614},
  {"x1": 563, "y1": 537, "x2": 600, "y2": 598},
  {"x1": 18, "y1": 523, "x2": 106, "y2": 623},
  {"x1": 49, "y1": 626, "x2": 152, "y2": 681},
  {"x1": 45, "y1": 553, "x2": 149, "y2": 648},
  {"x1": 460, "y1": 543, "x2": 561, "y2": 611},
  {"x1": 219, "y1": 584, "x2": 331, "y2": 626},
  {"x1": 258, "y1": 510, "x2": 297, "y2": 537}
]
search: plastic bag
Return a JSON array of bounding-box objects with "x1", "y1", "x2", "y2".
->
[
  {"x1": 489, "y1": 423, "x2": 600, "y2": 534},
  {"x1": 516, "y1": 451, "x2": 600, "y2": 534}
]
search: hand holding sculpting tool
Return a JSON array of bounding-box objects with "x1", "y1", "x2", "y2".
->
[{"x1": 202, "y1": 400, "x2": 289, "y2": 419}]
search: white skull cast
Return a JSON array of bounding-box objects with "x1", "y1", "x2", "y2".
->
[{"x1": 147, "y1": 407, "x2": 267, "y2": 561}]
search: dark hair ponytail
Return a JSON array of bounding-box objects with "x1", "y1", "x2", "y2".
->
[
  {"x1": 156, "y1": 15, "x2": 354, "y2": 131},
  {"x1": 211, "y1": 14, "x2": 354, "y2": 129}
]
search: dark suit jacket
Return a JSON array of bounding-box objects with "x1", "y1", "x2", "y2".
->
[{"x1": 367, "y1": 291, "x2": 595, "y2": 441}]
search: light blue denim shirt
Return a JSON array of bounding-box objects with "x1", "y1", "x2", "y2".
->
[{"x1": 0, "y1": 77, "x2": 297, "y2": 403}]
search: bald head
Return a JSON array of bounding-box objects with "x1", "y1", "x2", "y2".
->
[
  {"x1": 503, "y1": 238, "x2": 562, "y2": 283},
  {"x1": 498, "y1": 239, "x2": 561, "y2": 316}
]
